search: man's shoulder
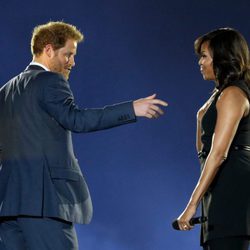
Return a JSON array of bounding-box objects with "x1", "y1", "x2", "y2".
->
[
  {"x1": 21, "y1": 69, "x2": 67, "y2": 91},
  {"x1": 26, "y1": 69, "x2": 64, "y2": 81},
  {"x1": 1, "y1": 69, "x2": 66, "y2": 95}
]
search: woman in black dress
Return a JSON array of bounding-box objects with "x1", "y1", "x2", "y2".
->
[{"x1": 177, "y1": 28, "x2": 250, "y2": 250}]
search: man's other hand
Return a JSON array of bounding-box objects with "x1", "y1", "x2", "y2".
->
[{"x1": 133, "y1": 94, "x2": 168, "y2": 119}]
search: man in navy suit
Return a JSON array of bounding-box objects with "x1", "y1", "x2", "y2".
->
[{"x1": 0, "y1": 21, "x2": 167, "y2": 249}]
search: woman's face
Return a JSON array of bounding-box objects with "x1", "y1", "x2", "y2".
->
[{"x1": 198, "y1": 41, "x2": 216, "y2": 81}]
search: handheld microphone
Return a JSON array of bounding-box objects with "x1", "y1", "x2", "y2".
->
[{"x1": 172, "y1": 216, "x2": 207, "y2": 230}]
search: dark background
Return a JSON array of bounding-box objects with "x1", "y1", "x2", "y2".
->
[{"x1": 1, "y1": 0, "x2": 249, "y2": 249}]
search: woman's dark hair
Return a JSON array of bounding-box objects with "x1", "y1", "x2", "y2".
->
[{"x1": 194, "y1": 28, "x2": 250, "y2": 90}]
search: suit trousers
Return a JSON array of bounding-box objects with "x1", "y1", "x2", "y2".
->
[
  {"x1": 0, "y1": 216, "x2": 78, "y2": 250},
  {"x1": 203, "y1": 237, "x2": 250, "y2": 250}
]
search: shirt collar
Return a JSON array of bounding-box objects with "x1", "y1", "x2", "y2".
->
[{"x1": 29, "y1": 61, "x2": 50, "y2": 71}]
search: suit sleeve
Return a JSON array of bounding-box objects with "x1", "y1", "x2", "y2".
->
[{"x1": 38, "y1": 72, "x2": 137, "y2": 132}]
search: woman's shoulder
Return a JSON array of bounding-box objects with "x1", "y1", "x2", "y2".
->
[{"x1": 221, "y1": 81, "x2": 250, "y2": 100}]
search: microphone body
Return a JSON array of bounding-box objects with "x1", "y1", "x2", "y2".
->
[{"x1": 172, "y1": 216, "x2": 207, "y2": 230}]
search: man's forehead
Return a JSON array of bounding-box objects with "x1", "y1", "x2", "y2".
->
[
  {"x1": 65, "y1": 39, "x2": 78, "y2": 48},
  {"x1": 57, "y1": 40, "x2": 78, "y2": 54}
]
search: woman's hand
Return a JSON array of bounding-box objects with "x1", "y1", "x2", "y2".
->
[{"x1": 177, "y1": 203, "x2": 197, "y2": 231}]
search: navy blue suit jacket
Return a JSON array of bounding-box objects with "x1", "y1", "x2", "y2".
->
[{"x1": 0, "y1": 65, "x2": 136, "y2": 224}]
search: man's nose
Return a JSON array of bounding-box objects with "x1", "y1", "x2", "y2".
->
[
  {"x1": 70, "y1": 56, "x2": 75, "y2": 67},
  {"x1": 72, "y1": 59, "x2": 75, "y2": 67}
]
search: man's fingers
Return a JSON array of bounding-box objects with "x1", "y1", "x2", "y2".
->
[
  {"x1": 146, "y1": 104, "x2": 165, "y2": 118},
  {"x1": 133, "y1": 95, "x2": 167, "y2": 118},
  {"x1": 147, "y1": 109, "x2": 159, "y2": 119},
  {"x1": 150, "y1": 105, "x2": 164, "y2": 115},
  {"x1": 145, "y1": 93, "x2": 157, "y2": 100},
  {"x1": 149, "y1": 99, "x2": 168, "y2": 106},
  {"x1": 145, "y1": 113, "x2": 153, "y2": 119}
]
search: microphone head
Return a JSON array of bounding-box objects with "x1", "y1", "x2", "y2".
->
[{"x1": 172, "y1": 220, "x2": 180, "y2": 230}]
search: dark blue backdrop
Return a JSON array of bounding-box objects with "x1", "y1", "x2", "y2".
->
[{"x1": 1, "y1": 0, "x2": 249, "y2": 249}]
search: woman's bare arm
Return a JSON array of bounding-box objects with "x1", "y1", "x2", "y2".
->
[{"x1": 178, "y1": 86, "x2": 249, "y2": 230}]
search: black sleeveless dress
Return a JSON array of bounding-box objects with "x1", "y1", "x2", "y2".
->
[{"x1": 199, "y1": 81, "x2": 250, "y2": 245}]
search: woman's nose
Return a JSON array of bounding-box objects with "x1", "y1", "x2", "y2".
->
[{"x1": 198, "y1": 58, "x2": 202, "y2": 65}]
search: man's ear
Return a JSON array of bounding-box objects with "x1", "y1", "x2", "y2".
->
[{"x1": 44, "y1": 44, "x2": 54, "y2": 58}]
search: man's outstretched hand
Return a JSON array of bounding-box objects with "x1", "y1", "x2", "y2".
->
[{"x1": 133, "y1": 94, "x2": 168, "y2": 119}]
